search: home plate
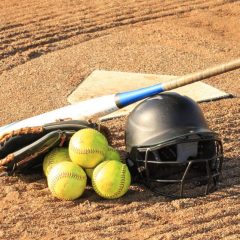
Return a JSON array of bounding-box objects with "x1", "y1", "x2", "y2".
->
[{"x1": 67, "y1": 70, "x2": 231, "y2": 120}]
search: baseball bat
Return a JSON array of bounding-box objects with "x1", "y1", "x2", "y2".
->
[{"x1": 0, "y1": 58, "x2": 240, "y2": 136}]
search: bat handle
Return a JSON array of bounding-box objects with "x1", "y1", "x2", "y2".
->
[{"x1": 163, "y1": 58, "x2": 240, "y2": 91}]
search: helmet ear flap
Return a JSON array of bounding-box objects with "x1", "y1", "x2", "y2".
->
[
  {"x1": 197, "y1": 140, "x2": 217, "y2": 159},
  {"x1": 126, "y1": 151, "x2": 144, "y2": 183}
]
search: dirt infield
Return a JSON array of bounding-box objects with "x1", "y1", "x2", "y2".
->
[{"x1": 0, "y1": 1, "x2": 239, "y2": 239}]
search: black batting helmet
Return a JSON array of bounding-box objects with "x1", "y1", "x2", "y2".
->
[{"x1": 125, "y1": 93, "x2": 223, "y2": 198}]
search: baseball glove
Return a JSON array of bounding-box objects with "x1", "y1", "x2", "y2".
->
[{"x1": 0, "y1": 120, "x2": 109, "y2": 176}]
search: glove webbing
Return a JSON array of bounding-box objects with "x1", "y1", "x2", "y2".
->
[{"x1": 0, "y1": 126, "x2": 44, "y2": 146}]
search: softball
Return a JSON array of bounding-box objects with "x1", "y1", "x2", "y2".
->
[
  {"x1": 47, "y1": 161, "x2": 87, "y2": 201},
  {"x1": 85, "y1": 168, "x2": 94, "y2": 179},
  {"x1": 85, "y1": 146, "x2": 121, "y2": 179},
  {"x1": 69, "y1": 128, "x2": 108, "y2": 168},
  {"x1": 92, "y1": 160, "x2": 131, "y2": 199},
  {"x1": 105, "y1": 146, "x2": 121, "y2": 162},
  {"x1": 43, "y1": 147, "x2": 71, "y2": 176}
]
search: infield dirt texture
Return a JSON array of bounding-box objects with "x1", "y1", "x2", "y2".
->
[{"x1": 0, "y1": 1, "x2": 239, "y2": 239}]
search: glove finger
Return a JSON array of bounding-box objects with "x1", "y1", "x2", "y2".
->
[{"x1": 43, "y1": 120, "x2": 97, "y2": 132}]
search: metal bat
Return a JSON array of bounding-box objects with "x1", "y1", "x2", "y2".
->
[{"x1": 0, "y1": 58, "x2": 240, "y2": 136}]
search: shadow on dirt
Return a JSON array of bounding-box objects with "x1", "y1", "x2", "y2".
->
[{"x1": 2, "y1": 155, "x2": 238, "y2": 206}]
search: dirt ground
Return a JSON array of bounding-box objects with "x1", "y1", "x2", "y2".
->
[{"x1": 0, "y1": 1, "x2": 240, "y2": 239}]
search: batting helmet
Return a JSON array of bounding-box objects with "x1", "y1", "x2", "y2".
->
[{"x1": 125, "y1": 93, "x2": 223, "y2": 198}]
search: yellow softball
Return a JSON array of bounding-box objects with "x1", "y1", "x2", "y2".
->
[
  {"x1": 85, "y1": 146, "x2": 121, "y2": 179},
  {"x1": 84, "y1": 168, "x2": 94, "y2": 179},
  {"x1": 47, "y1": 161, "x2": 87, "y2": 201},
  {"x1": 69, "y1": 128, "x2": 108, "y2": 168},
  {"x1": 43, "y1": 147, "x2": 71, "y2": 176},
  {"x1": 92, "y1": 160, "x2": 131, "y2": 199},
  {"x1": 105, "y1": 146, "x2": 122, "y2": 162}
]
